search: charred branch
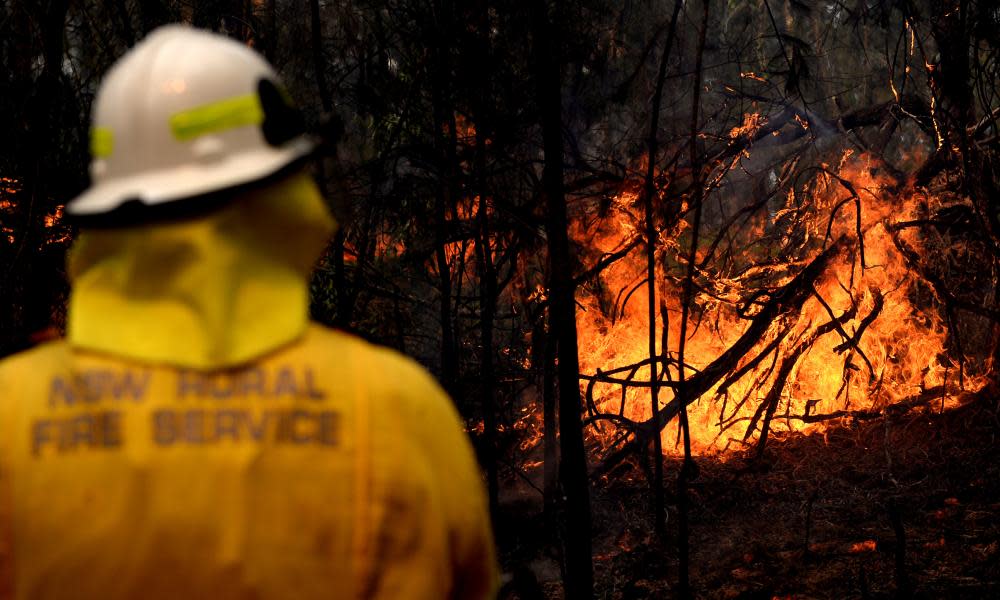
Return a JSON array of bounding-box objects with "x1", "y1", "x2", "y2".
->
[
  {"x1": 714, "y1": 91, "x2": 933, "y2": 168},
  {"x1": 590, "y1": 237, "x2": 849, "y2": 477},
  {"x1": 887, "y1": 224, "x2": 1000, "y2": 323}
]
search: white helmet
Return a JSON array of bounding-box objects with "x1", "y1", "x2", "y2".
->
[{"x1": 67, "y1": 24, "x2": 315, "y2": 222}]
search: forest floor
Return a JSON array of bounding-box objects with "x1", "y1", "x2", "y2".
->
[{"x1": 496, "y1": 392, "x2": 1000, "y2": 599}]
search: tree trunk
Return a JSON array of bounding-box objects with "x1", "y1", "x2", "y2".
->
[
  {"x1": 431, "y1": 1, "x2": 459, "y2": 395},
  {"x1": 262, "y1": 0, "x2": 278, "y2": 62},
  {"x1": 676, "y1": 2, "x2": 711, "y2": 597},
  {"x1": 643, "y1": 0, "x2": 683, "y2": 545},
  {"x1": 542, "y1": 316, "x2": 559, "y2": 525},
  {"x1": 310, "y1": 0, "x2": 354, "y2": 331},
  {"x1": 472, "y1": 0, "x2": 500, "y2": 521},
  {"x1": 530, "y1": 1, "x2": 593, "y2": 597},
  {"x1": 309, "y1": 0, "x2": 333, "y2": 114},
  {"x1": 11, "y1": 0, "x2": 70, "y2": 352}
]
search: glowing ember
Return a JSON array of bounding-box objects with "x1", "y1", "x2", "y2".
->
[
  {"x1": 574, "y1": 152, "x2": 988, "y2": 455},
  {"x1": 1, "y1": 176, "x2": 19, "y2": 196},
  {"x1": 849, "y1": 540, "x2": 878, "y2": 553},
  {"x1": 729, "y1": 113, "x2": 765, "y2": 140},
  {"x1": 43, "y1": 205, "x2": 63, "y2": 228}
]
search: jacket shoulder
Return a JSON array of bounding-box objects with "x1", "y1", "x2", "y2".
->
[
  {"x1": 302, "y1": 323, "x2": 462, "y2": 427},
  {"x1": 0, "y1": 340, "x2": 72, "y2": 376},
  {"x1": 303, "y1": 324, "x2": 445, "y2": 391},
  {"x1": 0, "y1": 341, "x2": 73, "y2": 422}
]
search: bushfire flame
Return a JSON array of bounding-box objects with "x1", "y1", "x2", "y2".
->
[{"x1": 574, "y1": 151, "x2": 987, "y2": 455}]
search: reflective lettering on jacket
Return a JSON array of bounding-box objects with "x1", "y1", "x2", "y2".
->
[
  {"x1": 150, "y1": 407, "x2": 339, "y2": 446},
  {"x1": 0, "y1": 325, "x2": 498, "y2": 600}
]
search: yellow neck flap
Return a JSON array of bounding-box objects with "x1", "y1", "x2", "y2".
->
[{"x1": 67, "y1": 173, "x2": 335, "y2": 371}]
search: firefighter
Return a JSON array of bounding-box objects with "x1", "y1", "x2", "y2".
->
[{"x1": 0, "y1": 25, "x2": 498, "y2": 599}]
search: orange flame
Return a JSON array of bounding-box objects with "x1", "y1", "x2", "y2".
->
[
  {"x1": 574, "y1": 152, "x2": 987, "y2": 455},
  {"x1": 729, "y1": 113, "x2": 765, "y2": 140}
]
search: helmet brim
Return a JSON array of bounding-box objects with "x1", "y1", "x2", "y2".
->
[{"x1": 67, "y1": 136, "x2": 316, "y2": 226}]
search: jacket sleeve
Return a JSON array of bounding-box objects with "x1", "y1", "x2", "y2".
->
[
  {"x1": 385, "y1": 353, "x2": 500, "y2": 600},
  {"x1": 423, "y1": 380, "x2": 499, "y2": 600},
  {"x1": 0, "y1": 361, "x2": 14, "y2": 600}
]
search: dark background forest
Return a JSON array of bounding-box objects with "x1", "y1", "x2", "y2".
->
[{"x1": 4, "y1": 0, "x2": 1000, "y2": 597}]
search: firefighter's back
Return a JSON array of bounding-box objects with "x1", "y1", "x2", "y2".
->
[{"x1": 0, "y1": 324, "x2": 496, "y2": 599}]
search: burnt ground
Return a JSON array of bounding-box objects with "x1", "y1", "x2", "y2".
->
[{"x1": 496, "y1": 393, "x2": 1000, "y2": 599}]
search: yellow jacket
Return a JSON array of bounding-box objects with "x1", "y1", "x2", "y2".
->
[{"x1": 0, "y1": 174, "x2": 498, "y2": 599}]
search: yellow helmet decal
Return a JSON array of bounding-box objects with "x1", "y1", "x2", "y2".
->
[
  {"x1": 90, "y1": 127, "x2": 114, "y2": 158},
  {"x1": 169, "y1": 93, "x2": 264, "y2": 141}
]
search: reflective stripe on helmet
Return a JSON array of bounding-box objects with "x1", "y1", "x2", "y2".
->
[
  {"x1": 91, "y1": 127, "x2": 114, "y2": 158},
  {"x1": 169, "y1": 93, "x2": 264, "y2": 141},
  {"x1": 68, "y1": 26, "x2": 316, "y2": 218}
]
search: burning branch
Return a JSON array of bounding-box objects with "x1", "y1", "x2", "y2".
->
[{"x1": 590, "y1": 237, "x2": 849, "y2": 476}]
